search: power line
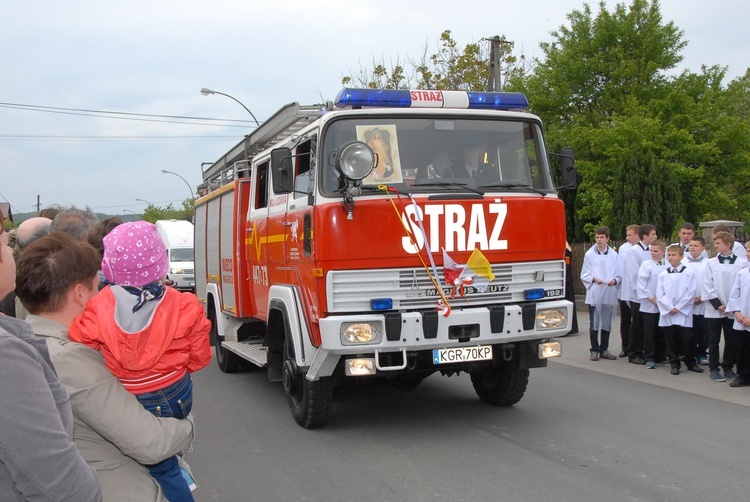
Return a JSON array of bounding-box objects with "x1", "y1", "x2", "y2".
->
[
  {"x1": 0, "y1": 101, "x2": 256, "y2": 123},
  {"x1": 0, "y1": 102, "x2": 259, "y2": 128},
  {"x1": 0, "y1": 134, "x2": 239, "y2": 141}
]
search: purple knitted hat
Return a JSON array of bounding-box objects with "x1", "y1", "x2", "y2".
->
[{"x1": 101, "y1": 221, "x2": 168, "y2": 287}]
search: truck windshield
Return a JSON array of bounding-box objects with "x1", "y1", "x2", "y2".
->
[
  {"x1": 321, "y1": 116, "x2": 554, "y2": 195},
  {"x1": 170, "y1": 248, "x2": 194, "y2": 262}
]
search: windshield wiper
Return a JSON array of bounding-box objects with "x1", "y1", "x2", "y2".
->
[
  {"x1": 478, "y1": 181, "x2": 547, "y2": 195},
  {"x1": 411, "y1": 181, "x2": 484, "y2": 196}
]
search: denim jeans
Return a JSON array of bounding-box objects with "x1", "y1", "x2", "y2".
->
[{"x1": 136, "y1": 372, "x2": 194, "y2": 502}]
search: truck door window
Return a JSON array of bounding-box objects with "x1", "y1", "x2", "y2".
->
[
  {"x1": 294, "y1": 139, "x2": 315, "y2": 194},
  {"x1": 255, "y1": 161, "x2": 269, "y2": 209}
]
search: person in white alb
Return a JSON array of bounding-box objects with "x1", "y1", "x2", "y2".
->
[
  {"x1": 682, "y1": 236, "x2": 709, "y2": 365},
  {"x1": 616, "y1": 224, "x2": 640, "y2": 357},
  {"x1": 637, "y1": 240, "x2": 668, "y2": 369},
  {"x1": 702, "y1": 231, "x2": 748, "y2": 382},
  {"x1": 580, "y1": 226, "x2": 620, "y2": 361},
  {"x1": 726, "y1": 241, "x2": 750, "y2": 387},
  {"x1": 657, "y1": 245, "x2": 702, "y2": 375},
  {"x1": 623, "y1": 224, "x2": 658, "y2": 364}
]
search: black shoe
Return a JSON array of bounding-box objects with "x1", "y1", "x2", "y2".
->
[
  {"x1": 618, "y1": 351, "x2": 627, "y2": 358},
  {"x1": 687, "y1": 365, "x2": 705, "y2": 373},
  {"x1": 629, "y1": 356, "x2": 646, "y2": 365},
  {"x1": 670, "y1": 367, "x2": 680, "y2": 375},
  {"x1": 729, "y1": 377, "x2": 749, "y2": 388}
]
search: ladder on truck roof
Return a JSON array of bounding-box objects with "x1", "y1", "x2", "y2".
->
[{"x1": 200, "y1": 102, "x2": 326, "y2": 192}]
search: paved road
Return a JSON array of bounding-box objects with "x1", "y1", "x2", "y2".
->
[{"x1": 187, "y1": 310, "x2": 749, "y2": 501}]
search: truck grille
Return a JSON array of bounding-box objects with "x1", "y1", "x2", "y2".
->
[{"x1": 327, "y1": 261, "x2": 565, "y2": 312}]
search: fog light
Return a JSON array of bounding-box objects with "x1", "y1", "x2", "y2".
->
[
  {"x1": 536, "y1": 308, "x2": 566, "y2": 329},
  {"x1": 345, "y1": 358, "x2": 376, "y2": 376},
  {"x1": 341, "y1": 322, "x2": 381, "y2": 344},
  {"x1": 538, "y1": 341, "x2": 562, "y2": 359}
]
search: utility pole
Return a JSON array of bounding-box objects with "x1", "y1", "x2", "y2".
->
[
  {"x1": 486, "y1": 36, "x2": 505, "y2": 92},
  {"x1": 36, "y1": 195, "x2": 41, "y2": 212}
]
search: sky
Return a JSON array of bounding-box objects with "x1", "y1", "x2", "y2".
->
[{"x1": 2, "y1": 0, "x2": 748, "y2": 218}]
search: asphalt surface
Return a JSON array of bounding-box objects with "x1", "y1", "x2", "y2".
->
[{"x1": 186, "y1": 307, "x2": 749, "y2": 501}]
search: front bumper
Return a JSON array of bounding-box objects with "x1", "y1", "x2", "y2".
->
[{"x1": 305, "y1": 300, "x2": 571, "y2": 380}]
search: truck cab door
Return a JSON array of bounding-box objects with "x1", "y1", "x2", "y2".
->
[
  {"x1": 285, "y1": 139, "x2": 315, "y2": 266},
  {"x1": 247, "y1": 159, "x2": 270, "y2": 320}
]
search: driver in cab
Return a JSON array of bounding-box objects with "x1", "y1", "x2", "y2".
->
[{"x1": 416, "y1": 140, "x2": 499, "y2": 185}]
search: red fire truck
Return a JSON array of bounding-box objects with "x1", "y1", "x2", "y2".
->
[{"x1": 194, "y1": 88, "x2": 576, "y2": 428}]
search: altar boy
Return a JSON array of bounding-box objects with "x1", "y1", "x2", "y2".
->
[
  {"x1": 580, "y1": 226, "x2": 620, "y2": 361},
  {"x1": 657, "y1": 245, "x2": 701, "y2": 375}
]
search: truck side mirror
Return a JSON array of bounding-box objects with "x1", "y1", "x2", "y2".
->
[
  {"x1": 271, "y1": 147, "x2": 294, "y2": 194},
  {"x1": 560, "y1": 147, "x2": 576, "y2": 190}
]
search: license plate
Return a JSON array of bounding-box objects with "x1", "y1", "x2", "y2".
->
[{"x1": 433, "y1": 345, "x2": 493, "y2": 365}]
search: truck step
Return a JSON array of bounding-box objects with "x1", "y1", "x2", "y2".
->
[{"x1": 222, "y1": 341, "x2": 268, "y2": 367}]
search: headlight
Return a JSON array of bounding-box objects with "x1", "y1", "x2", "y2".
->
[
  {"x1": 340, "y1": 322, "x2": 382, "y2": 345},
  {"x1": 538, "y1": 341, "x2": 562, "y2": 359},
  {"x1": 536, "y1": 309, "x2": 566, "y2": 329},
  {"x1": 345, "y1": 358, "x2": 376, "y2": 376},
  {"x1": 170, "y1": 268, "x2": 184, "y2": 274},
  {"x1": 335, "y1": 141, "x2": 376, "y2": 180}
]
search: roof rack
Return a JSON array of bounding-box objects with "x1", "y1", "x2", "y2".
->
[{"x1": 201, "y1": 102, "x2": 326, "y2": 189}]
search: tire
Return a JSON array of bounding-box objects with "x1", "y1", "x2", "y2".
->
[
  {"x1": 283, "y1": 344, "x2": 332, "y2": 429},
  {"x1": 209, "y1": 306, "x2": 242, "y2": 373},
  {"x1": 470, "y1": 361, "x2": 529, "y2": 407}
]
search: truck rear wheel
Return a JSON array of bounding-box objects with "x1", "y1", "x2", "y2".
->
[
  {"x1": 209, "y1": 306, "x2": 242, "y2": 373},
  {"x1": 470, "y1": 361, "x2": 529, "y2": 407},
  {"x1": 282, "y1": 350, "x2": 332, "y2": 429}
]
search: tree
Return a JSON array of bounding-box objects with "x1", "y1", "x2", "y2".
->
[
  {"x1": 518, "y1": 0, "x2": 689, "y2": 239},
  {"x1": 341, "y1": 30, "x2": 527, "y2": 91},
  {"x1": 141, "y1": 199, "x2": 193, "y2": 223}
]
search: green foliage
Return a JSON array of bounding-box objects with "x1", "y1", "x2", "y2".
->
[
  {"x1": 141, "y1": 199, "x2": 194, "y2": 223},
  {"x1": 341, "y1": 30, "x2": 527, "y2": 91},
  {"x1": 517, "y1": 0, "x2": 748, "y2": 240}
]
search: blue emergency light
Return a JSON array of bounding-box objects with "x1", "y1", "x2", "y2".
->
[{"x1": 334, "y1": 88, "x2": 529, "y2": 111}]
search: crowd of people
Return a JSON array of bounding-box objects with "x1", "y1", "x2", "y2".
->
[
  {"x1": 581, "y1": 222, "x2": 750, "y2": 387},
  {"x1": 0, "y1": 206, "x2": 210, "y2": 501}
]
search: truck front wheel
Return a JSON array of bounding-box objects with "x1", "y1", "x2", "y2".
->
[
  {"x1": 470, "y1": 361, "x2": 529, "y2": 407},
  {"x1": 282, "y1": 351, "x2": 332, "y2": 429}
]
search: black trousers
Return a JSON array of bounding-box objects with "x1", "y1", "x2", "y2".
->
[
  {"x1": 687, "y1": 314, "x2": 708, "y2": 357},
  {"x1": 619, "y1": 299, "x2": 632, "y2": 352},
  {"x1": 627, "y1": 301, "x2": 644, "y2": 358},
  {"x1": 663, "y1": 325, "x2": 695, "y2": 369},
  {"x1": 642, "y1": 312, "x2": 665, "y2": 362},
  {"x1": 706, "y1": 317, "x2": 739, "y2": 371},
  {"x1": 736, "y1": 331, "x2": 750, "y2": 379}
]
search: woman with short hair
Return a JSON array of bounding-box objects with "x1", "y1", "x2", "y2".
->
[{"x1": 16, "y1": 232, "x2": 195, "y2": 502}]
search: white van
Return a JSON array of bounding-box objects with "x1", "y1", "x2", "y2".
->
[{"x1": 155, "y1": 219, "x2": 195, "y2": 291}]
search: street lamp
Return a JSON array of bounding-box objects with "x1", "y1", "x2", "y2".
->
[
  {"x1": 135, "y1": 198, "x2": 153, "y2": 206},
  {"x1": 161, "y1": 170, "x2": 194, "y2": 200},
  {"x1": 123, "y1": 209, "x2": 137, "y2": 215},
  {"x1": 200, "y1": 88, "x2": 260, "y2": 127}
]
